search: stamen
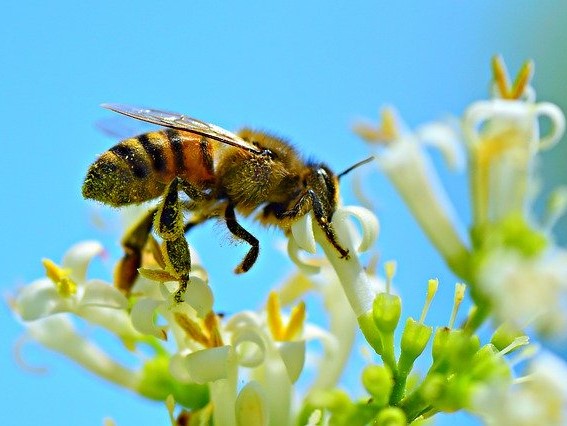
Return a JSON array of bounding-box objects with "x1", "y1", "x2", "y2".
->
[
  {"x1": 492, "y1": 55, "x2": 534, "y2": 100},
  {"x1": 384, "y1": 260, "x2": 397, "y2": 294},
  {"x1": 419, "y1": 278, "x2": 438, "y2": 324},
  {"x1": 174, "y1": 312, "x2": 210, "y2": 347},
  {"x1": 353, "y1": 107, "x2": 399, "y2": 143},
  {"x1": 283, "y1": 301, "x2": 306, "y2": 341},
  {"x1": 448, "y1": 283, "x2": 466, "y2": 329},
  {"x1": 499, "y1": 336, "x2": 530, "y2": 357},
  {"x1": 204, "y1": 312, "x2": 224, "y2": 347},
  {"x1": 42, "y1": 258, "x2": 77, "y2": 297},
  {"x1": 267, "y1": 291, "x2": 284, "y2": 341}
]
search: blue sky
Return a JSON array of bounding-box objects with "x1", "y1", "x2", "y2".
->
[{"x1": 2, "y1": 2, "x2": 566, "y2": 425}]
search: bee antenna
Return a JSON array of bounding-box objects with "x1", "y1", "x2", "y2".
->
[{"x1": 337, "y1": 156, "x2": 374, "y2": 180}]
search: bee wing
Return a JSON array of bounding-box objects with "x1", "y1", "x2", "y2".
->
[{"x1": 101, "y1": 103, "x2": 261, "y2": 153}]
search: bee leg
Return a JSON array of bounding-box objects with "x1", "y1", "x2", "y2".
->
[
  {"x1": 155, "y1": 178, "x2": 192, "y2": 301},
  {"x1": 307, "y1": 190, "x2": 350, "y2": 260},
  {"x1": 115, "y1": 207, "x2": 156, "y2": 294},
  {"x1": 276, "y1": 191, "x2": 350, "y2": 260},
  {"x1": 225, "y1": 203, "x2": 259, "y2": 273}
]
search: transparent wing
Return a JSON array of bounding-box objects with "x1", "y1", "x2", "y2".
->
[{"x1": 101, "y1": 103, "x2": 261, "y2": 153}]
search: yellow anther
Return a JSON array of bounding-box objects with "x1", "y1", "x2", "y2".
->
[
  {"x1": 204, "y1": 311, "x2": 224, "y2": 347},
  {"x1": 353, "y1": 107, "x2": 400, "y2": 144},
  {"x1": 283, "y1": 301, "x2": 306, "y2": 341},
  {"x1": 174, "y1": 312, "x2": 210, "y2": 347},
  {"x1": 449, "y1": 283, "x2": 467, "y2": 329},
  {"x1": 42, "y1": 258, "x2": 77, "y2": 297},
  {"x1": 266, "y1": 291, "x2": 306, "y2": 342},
  {"x1": 380, "y1": 108, "x2": 400, "y2": 141},
  {"x1": 492, "y1": 55, "x2": 534, "y2": 100},
  {"x1": 384, "y1": 260, "x2": 397, "y2": 294},
  {"x1": 267, "y1": 291, "x2": 285, "y2": 341},
  {"x1": 420, "y1": 278, "x2": 439, "y2": 323}
]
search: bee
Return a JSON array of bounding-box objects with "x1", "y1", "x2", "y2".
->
[{"x1": 83, "y1": 104, "x2": 371, "y2": 300}]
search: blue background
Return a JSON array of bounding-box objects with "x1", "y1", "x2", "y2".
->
[{"x1": 2, "y1": 1, "x2": 566, "y2": 425}]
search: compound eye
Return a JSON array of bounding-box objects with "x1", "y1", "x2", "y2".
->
[{"x1": 262, "y1": 149, "x2": 276, "y2": 160}]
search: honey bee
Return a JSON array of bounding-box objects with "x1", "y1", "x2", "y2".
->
[{"x1": 83, "y1": 104, "x2": 371, "y2": 300}]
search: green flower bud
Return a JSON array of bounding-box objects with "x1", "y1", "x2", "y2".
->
[
  {"x1": 373, "y1": 293, "x2": 402, "y2": 333},
  {"x1": 490, "y1": 322, "x2": 525, "y2": 351},
  {"x1": 138, "y1": 355, "x2": 209, "y2": 409},
  {"x1": 375, "y1": 407, "x2": 407, "y2": 426},
  {"x1": 361, "y1": 364, "x2": 393, "y2": 406},
  {"x1": 400, "y1": 317, "x2": 433, "y2": 366}
]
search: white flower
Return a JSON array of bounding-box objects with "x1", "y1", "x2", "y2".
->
[
  {"x1": 355, "y1": 109, "x2": 469, "y2": 275},
  {"x1": 289, "y1": 205, "x2": 379, "y2": 317},
  {"x1": 473, "y1": 351, "x2": 567, "y2": 426},
  {"x1": 463, "y1": 98, "x2": 565, "y2": 227},
  {"x1": 24, "y1": 315, "x2": 142, "y2": 390},
  {"x1": 13, "y1": 241, "x2": 137, "y2": 339},
  {"x1": 477, "y1": 247, "x2": 567, "y2": 335}
]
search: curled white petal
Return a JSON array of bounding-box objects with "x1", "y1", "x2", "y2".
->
[
  {"x1": 79, "y1": 279, "x2": 128, "y2": 309},
  {"x1": 534, "y1": 102, "x2": 565, "y2": 150},
  {"x1": 235, "y1": 381, "x2": 269, "y2": 426},
  {"x1": 224, "y1": 311, "x2": 262, "y2": 332},
  {"x1": 130, "y1": 298, "x2": 168, "y2": 340},
  {"x1": 291, "y1": 213, "x2": 317, "y2": 254},
  {"x1": 286, "y1": 237, "x2": 321, "y2": 275},
  {"x1": 416, "y1": 121, "x2": 465, "y2": 171},
  {"x1": 332, "y1": 206, "x2": 379, "y2": 253},
  {"x1": 61, "y1": 240, "x2": 104, "y2": 284},
  {"x1": 276, "y1": 340, "x2": 305, "y2": 383},
  {"x1": 232, "y1": 328, "x2": 267, "y2": 368},
  {"x1": 185, "y1": 345, "x2": 233, "y2": 383}
]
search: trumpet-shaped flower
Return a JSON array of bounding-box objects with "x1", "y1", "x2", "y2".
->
[
  {"x1": 473, "y1": 351, "x2": 567, "y2": 426},
  {"x1": 477, "y1": 247, "x2": 567, "y2": 335},
  {"x1": 355, "y1": 109, "x2": 469, "y2": 276}
]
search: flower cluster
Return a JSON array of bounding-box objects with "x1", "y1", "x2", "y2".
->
[{"x1": 10, "y1": 56, "x2": 567, "y2": 425}]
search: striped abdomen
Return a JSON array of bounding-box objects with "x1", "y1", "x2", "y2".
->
[{"x1": 82, "y1": 129, "x2": 216, "y2": 206}]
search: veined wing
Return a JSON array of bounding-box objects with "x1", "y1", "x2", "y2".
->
[{"x1": 101, "y1": 103, "x2": 261, "y2": 153}]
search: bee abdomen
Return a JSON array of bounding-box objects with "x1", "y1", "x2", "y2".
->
[{"x1": 83, "y1": 136, "x2": 168, "y2": 206}]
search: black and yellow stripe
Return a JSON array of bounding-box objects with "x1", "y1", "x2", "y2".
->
[{"x1": 82, "y1": 129, "x2": 217, "y2": 207}]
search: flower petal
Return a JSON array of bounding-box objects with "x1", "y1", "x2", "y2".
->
[
  {"x1": 232, "y1": 328, "x2": 267, "y2": 368},
  {"x1": 286, "y1": 237, "x2": 321, "y2": 275},
  {"x1": 185, "y1": 345, "x2": 233, "y2": 383},
  {"x1": 61, "y1": 241, "x2": 104, "y2": 284},
  {"x1": 130, "y1": 298, "x2": 168, "y2": 340},
  {"x1": 15, "y1": 278, "x2": 74, "y2": 321},
  {"x1": 276, "y1": 340, "x2": 305, "y2": 383},
  {"x1": 79, "y1": 279, "x2": 128, "y2": 309},
  {"x1": 332, "y1": 206, "x2": 379, "y2": 253},
  {"x1": 184, "y1": 277, "x2": 214, "y2": 318},
  {"x1": 291, "y1": 213, "x2": 317, "y2": 254},
  {"x1": 235, "y1": 381, "x2": 269, "y2": 426}
]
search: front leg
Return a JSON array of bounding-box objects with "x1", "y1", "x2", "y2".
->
[
  {"x1": 225, "y1": 203, "x2": 260, "y2": 273},
  {"x1": 267, "y1": 191, "x2": 350, "y2": 260}
]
